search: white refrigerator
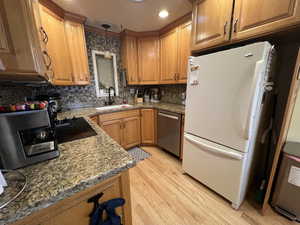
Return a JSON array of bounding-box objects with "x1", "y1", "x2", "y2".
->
[{"x1": 182, "y1": 42, "x2": 275, "y2": 209}]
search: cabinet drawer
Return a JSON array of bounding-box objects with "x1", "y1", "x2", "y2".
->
[{"x1": 99, "y1": 110, "x2": 140, "y2": 123}]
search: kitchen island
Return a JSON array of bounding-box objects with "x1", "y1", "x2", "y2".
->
[{"x1": 0, "y1": 111, "x2": 135, "y2": 225}]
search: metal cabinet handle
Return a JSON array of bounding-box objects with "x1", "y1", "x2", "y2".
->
[
  {"x1": 158, "y1": 112, "x2": 179, "y2": 120},
  {"x1": 43, "y1": 51, "x2": 52, "y2": 69},
  {"x1": 233, "y1": 19, "x2": 238, "y2": 33},
  {"x1": 224, "y1": 21, "x2": 228, "y2": 35},
  {"x1": 39, "y1": 27, "x2": 48, "y2": 44}
]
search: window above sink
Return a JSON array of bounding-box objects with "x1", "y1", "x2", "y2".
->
[{"x1": 92, "y1": 50, "x2": 119, "y2": 98}]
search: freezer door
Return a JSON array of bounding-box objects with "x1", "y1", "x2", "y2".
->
[
  {"x1": 182, "y1": 133, "x2": 245, "y2": 205},
  {"x1": 185, "y1": 42, "x2": 271, "y2": 152}
]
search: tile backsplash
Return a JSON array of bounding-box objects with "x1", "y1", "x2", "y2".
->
[
  {"x1": 0, "y1": 29, "x2": 186, "y2": 109},
  {"x1": 0, "y1": 86, "x2": 34, "y2": 105}
]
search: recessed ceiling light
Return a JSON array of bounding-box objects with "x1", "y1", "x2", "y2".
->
[{"x1": 159, "y1": 10, "x2": 169, "y2": 19}]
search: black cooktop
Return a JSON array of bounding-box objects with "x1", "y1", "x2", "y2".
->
[{"x1": 55, "y1": 117, "x2": 97, "y2": 144}]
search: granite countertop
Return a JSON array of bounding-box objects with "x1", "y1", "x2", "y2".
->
[
  {"x1": 0, "y1": 102, "x2": 184, "y2": 225},
  {"x1": 58, "y1": 102, "x2": 186, "y2": 119},
  {"x1": 0, "y1": 112, "x2": 135, "y2": 225}
]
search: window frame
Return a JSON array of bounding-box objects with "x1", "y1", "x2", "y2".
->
[{"x1": 92, "y1": 50, "x2": 119, "y2": 98}]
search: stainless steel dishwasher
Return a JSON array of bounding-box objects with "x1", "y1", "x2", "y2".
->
[{"x1": 157, "y1": 110, "x2": 182, "y2": 157}]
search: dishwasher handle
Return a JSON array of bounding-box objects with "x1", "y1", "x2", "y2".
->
[{"x1": 158, "y1": 112, "x2": 179, "y2": 120}]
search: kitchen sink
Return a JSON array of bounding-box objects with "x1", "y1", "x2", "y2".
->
[
  {"x1": 56, "y1": 117, "x2": 97, "y2": 144},
  {"x1": 96, "y1": 104, "x2": 133, "y2": 111}
]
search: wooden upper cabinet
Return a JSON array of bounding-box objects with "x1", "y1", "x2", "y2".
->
[
  {"x1": 0, "y1": 0, "x2": 49, "y2": 81},
  {"x1": 232, "y1": 0, "x2": 300, "y2": 40},
  {"x1": 123, "y1": 116, "x2": 141, "y2": 149},
  {"x1": 191, "y1": 0, "x2": 233, "y2": 52},
  {"x1": 121, "y1": 34, "x2": 139, "y2": 85},
  {"x1": 65, "y1": 20, "x2": 90, "y2": 85},
  {"x1": 137, "y1": 36, "x2": 160, "y2": 85},
  {"x1": 160, "y1": 29, "x2": 178, "y2": 84},
  {"x1": 39, "y1": 5, "x2": 73, "y2": 85},
  {"x1": 177, "y1": 22, "x2": 192, "y2": 83},
  {"x1": 141, "y1": 109, "x2": 156, "y2": 144}
]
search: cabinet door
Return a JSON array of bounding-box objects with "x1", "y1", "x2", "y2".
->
[
  {"x1": 160, "y1": 29, "x2": 178, "y2": 84},
  {"x1": 141, "y1": 109, "x2": 156, "y2": 144},
  {"x1": 65, "y1": 20, "x2": 90, "y2": 85},
  {"x1": 51, "y1": 175, "x2": 124, "y2": 225},
  {"x1": 137, "y1": 36, "x2": 160, "y2": 85},
  {"x1": 122, "y1": 35, "x2": 139, "y2": 85},
  {"x1": 190, "y1": 0, "x2": 233, "y2": 52},
  {"x1": 101, "y1": 119, "x2": 123, "y2": 146},
  {"x1": 0, "y1": 0, "x2": 47, "y2": 78},
  {"x1": 122, "y1": 116, "x2": 141, "y2": 149},
  {"x1": 177, "y1": 22, "x2": 191, "y2": 83},
  {"x1": 39, "y1": 5, "x2": 73, "y2": 85},
  {"x1": 232, "y1": 0, "x2": 300, "y2": 41}
]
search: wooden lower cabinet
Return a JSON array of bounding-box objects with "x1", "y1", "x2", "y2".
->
[
  {"x1": 12, "y1": 171, "x2": 132, "y2": 225},
  {"x1": 99, "y1": 110, "x2": 141, "y2": 149},
  {"x1": 102, "y1": 119, "x2": 123, "y2": 146},
  {"x1": 123, "y1": 116, "x2": 141, "y2": 149},
  {"x1": 141, "y1": 109, "x2": 156, "y2": 144}
]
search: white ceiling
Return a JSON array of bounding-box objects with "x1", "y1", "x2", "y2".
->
[{"x1": 53, "y1": 0, "x2": 192, "y2": 32}]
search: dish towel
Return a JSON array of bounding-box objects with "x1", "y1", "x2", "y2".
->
[{"x1": 90, "y1": 198, "x2": 125, "y2": 225}]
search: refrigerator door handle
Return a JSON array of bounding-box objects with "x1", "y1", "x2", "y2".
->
[
  {"x1": 184, "y1": 134, "x2": 243, "y2": 160},
  {"x1": 243, "y1": 60, "x2": 263, "y2": 140}
]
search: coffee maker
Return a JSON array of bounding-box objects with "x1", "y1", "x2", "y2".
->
[{"x1": 0, "y1": 109, "x2": 59, "y2": 169}]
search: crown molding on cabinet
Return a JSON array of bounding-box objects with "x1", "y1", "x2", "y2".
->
[
  {"x1": 122, "y1": 12, "x2": 192, "y2": 37},
  {"x1": 39, "y1": 0, "x2": 87, "y2": 23}
]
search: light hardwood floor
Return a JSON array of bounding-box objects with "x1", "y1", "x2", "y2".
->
[{"x1": 130, "y1": 147, "x2": 296, "y2": 225}]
